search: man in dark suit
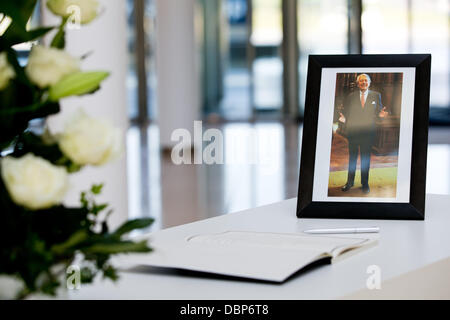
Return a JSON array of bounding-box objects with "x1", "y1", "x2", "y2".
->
[{"x1": 338, "y1": 74, "x2": 388, "y2": 194}]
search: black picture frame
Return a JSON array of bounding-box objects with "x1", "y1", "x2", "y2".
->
[{"x1": 297, "y1": 54, "x2": 431, "y2": 220}]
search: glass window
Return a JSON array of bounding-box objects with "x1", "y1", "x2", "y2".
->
[
  {"x1": 410, "y1": 0, "x2": 449, "y2": 108},
  {"x1": 126, "y1": 0, "x2": 138, "y2": 119},
  {"x1": 219, "y1": 0, "x2": 252, "y2": 119},
  {"x1": 298, "y1": 0, "x2": 348, "y2": 114},
  {"x1": 126, "y1": 0, "x2": 157, "y2": 121},
  {"x1": 362, "y1": 0, "x2": 409, "y2": 53},
  {"x1": 251, "y1": 0, "x2": 283, "y2": 111},
  {"x1": 362, "y1": 0, "x2": 450, "y2": 108}
]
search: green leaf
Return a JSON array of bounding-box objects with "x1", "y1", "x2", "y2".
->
[
  {"x1": 0, "y1": 26, "x2": 54, "y2": 50},
  {"x1": 80, "y1": 267, "x2": 95, "y2": 283},
  {"x1": 48, "y1": 71, "x2": 110, "y2": 101},
  {"x1": 80, "y1": 192, "x2": 88, "y2": 208},
  {"x1": 91, "y1": 203, "x2": 108, "y2": 215},
  {"x1": 102, "y1": 265, "x2": 119, "y2": 281},
  {"x1": 0, "y1": 100, "x2": 60, "y2": 116},
  {"x1": 0, "y1": 0, "x2": 53, "y2": 51},
  {"x1": 113, "y1": 218, "x2": 154, "y2": 238},
  {"x1": 83, "y1": 240, "x2": 152, "y2": 255},
  {"x1": 0, "y1": 96, "x2": 61, "y2": 151},
  {"x1": 50, "y1": 17, "x2": 68, "y2": 49},
  {"x1": 3, "y1": 48, "x2": 32, "y2": 86},
  {"x1": 0, "y1": 50, "x2": 38, "y2": 148},
  {"x1": 0, "y1": 1, "x2": 37, "y2": 29},
  {"x1": 55, "y1": 156, "x2": 82, "y2": 173},
  {"x1": 0, "y1": 1, "x2": 55, "y2": 50},
  {"x1": 91, "y1": 184, "x2": 104, "y2": 195}
]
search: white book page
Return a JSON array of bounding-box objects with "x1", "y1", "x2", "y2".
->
[{"x1": 117, "y1": 231, "x2": 373, "y2": 282}]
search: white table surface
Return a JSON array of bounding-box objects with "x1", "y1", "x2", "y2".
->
[{"x1": 70, "y1": 194, "x2": 450, "y2": 300}]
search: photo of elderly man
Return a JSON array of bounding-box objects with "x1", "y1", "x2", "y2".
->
[
  {"x1": 339, "y1": 74, "x2": 388, "y2": 194},
  {"x1": 328, "y1": 72, "x2": 403, "y2": 198}
]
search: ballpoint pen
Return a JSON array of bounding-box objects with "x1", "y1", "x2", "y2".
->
[{"x1": 303, "y1": 227, "x2": 380, "y2": 234}]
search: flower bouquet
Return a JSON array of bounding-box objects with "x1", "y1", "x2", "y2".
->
[{"x1": 0, "y1": 0, "x2": 153, "y2": 299}]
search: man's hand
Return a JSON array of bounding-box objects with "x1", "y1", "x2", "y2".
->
[
  {"x1": 338, "y1": 112, "x2": 346, "y2": 123},
  {"x1": 379, "y1": 107, "x2": 388, "y2": 118}
]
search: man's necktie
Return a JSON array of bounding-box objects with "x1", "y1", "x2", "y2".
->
[{"x1": 361, "y1": 93, "x2": 365, "y2": 108}]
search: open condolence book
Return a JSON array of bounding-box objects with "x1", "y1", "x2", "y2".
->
[{"x1": 119, "y1": 230, "x2": 377, "y2": 283}]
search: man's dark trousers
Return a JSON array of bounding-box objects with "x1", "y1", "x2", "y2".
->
[{"x1": 347, "y1": 133, "x2": 373, "y2": 187}]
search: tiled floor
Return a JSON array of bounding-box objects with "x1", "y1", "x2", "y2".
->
[{"x1": 127, "y1": 122, "x2": 450, "y2": 232}]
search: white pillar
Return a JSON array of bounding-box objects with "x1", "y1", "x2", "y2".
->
[
  {"x1": 155, "y1": 0, "x2": 200, "y2": 147},
  {"x1": 42, "y1": 0, "x2": 129, "y2": 230}
]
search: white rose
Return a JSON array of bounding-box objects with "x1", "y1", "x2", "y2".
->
[
  {"x1": 25, "y1": 45, "x2": 80, "y2": 88},
  {"x1": 58, "y1": 110, "x2": 122, "y2": 166},
  {"x1": 47, "y1": 0, "x2": 100, "y2": 24},
  {"x1": 1, "y1": 154, "x2": 68, "y2": 210},
  {"x1": 0, "y1": 52, "x2": 15, "y2": 90}
]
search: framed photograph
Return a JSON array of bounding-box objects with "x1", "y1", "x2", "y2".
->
[{"x1": 297, "y1": 54, "x2": 431, "y2": 220}]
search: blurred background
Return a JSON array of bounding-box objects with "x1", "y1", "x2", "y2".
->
[{"x1": 14, "y1": 0, "x2": 450, "y2": 231}]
